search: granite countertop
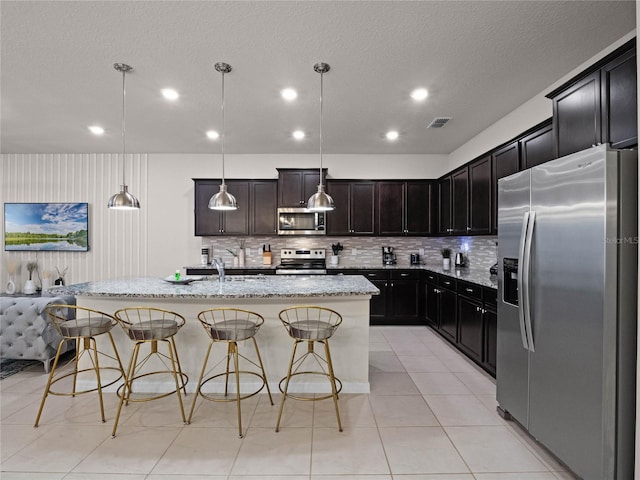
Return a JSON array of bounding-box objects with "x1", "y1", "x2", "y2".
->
[
  {"x1": 185, "y1": 263, "x2": 497, "y2": 289},
  {"x1": 327, "y1": 264, "x2": 497, "y2": 289},
  {"x1": 46, "y1": 275, "x2": 380, "y2": 299}
]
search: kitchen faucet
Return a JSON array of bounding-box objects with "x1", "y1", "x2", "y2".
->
[{"x1": 212, "y1": 257, "x2": 225, "y2": 282}]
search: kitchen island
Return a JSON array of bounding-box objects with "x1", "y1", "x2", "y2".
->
[{"x1": 48, "y1": 275, "x2": 378, "y2": 393}]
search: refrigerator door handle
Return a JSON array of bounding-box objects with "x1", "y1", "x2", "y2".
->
[
  {"x1": 517, "y1": 211, "x2": 531, "y2": 350},
  {"x1": 523, "y1": 210, "x2": 536, "y2": 352}
]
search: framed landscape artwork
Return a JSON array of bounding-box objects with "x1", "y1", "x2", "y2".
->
[{"x1": 4, "y1": 202, "x2": 89, "y2": 252}]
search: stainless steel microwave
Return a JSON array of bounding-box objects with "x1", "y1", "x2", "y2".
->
[{"x1": 277, "y1": 208, "x2": 326, "y2": 235}]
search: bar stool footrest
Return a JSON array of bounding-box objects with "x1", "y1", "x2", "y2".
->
[
  {"x1": 117, "y1": 370, "x2": 189, "y2": 403},
  {"x1": 47, "y1": 366, "x2": 124, "y2": 396},
  {"x1": 278, "y1": 371, "x2": 342, "y2": 401},
  {"x1": 198, "y1": 370, "x2": 267, "y2": 402}
]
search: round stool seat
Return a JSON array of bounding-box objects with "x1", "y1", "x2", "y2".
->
[
  {"x1": 288, "y1": 320, "x2": 336, "y2": 340},
  {"x1": 125, "y1": 319, "x2": 179, "y2": 340},
  {"x1": 58, "y1": 316, "x2": 113, "y2": 337},
  {"x1": 210, "y1": 319, "x2": 259, "y2": 341}
]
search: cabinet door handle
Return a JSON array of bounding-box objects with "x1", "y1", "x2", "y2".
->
[
  {"x1": 400, "y1": 273, "x2": 409, "y2": 277},
  {"x1": 443, "y1": 281, "x2": 451, "y2": 285},
  {"x1": 476, "y1": 306, "x2": 481, "y2": 312},
  {"x1": 467, "y1": 227, "x2": 471, "y2": 231},
  {"x1": 465, "y1": 288, "x2": 474, "y2": 293},
  {"x1": 391, "y1": 282, "x2": 394, "y2": 287}
]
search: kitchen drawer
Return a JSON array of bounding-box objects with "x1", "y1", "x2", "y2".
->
[
  {"x1": 327, "y1": 269, "x2": 360, "y2": 275},
  {"x1": 457, "y1": 280, "x2": 483, "y2": 300},
  {"x1": 438, "y1": 276, "x2": 456, "y2": 290},
  {"x1": 425, "y1": 271, "x2": 438, "y2": 283},
  {"x1": 484, "y1": 287, "x2": 497, "y2": 305},
  {"x1": 391, "y1": 270, "x2": 421, "y2": 280},
  {"x1": 360, "y1": 270, "x2": 389, "y2": 281}
]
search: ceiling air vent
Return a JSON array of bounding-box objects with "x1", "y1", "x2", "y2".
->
[{"x1": 427, "y1": 117, "x2": 452, "y2": 129}]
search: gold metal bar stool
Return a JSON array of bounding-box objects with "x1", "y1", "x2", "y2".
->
[
  {"x1": 276, "y1": 306, "x2": 343, "y2": 432},
  {"x1": 112, "y1": 307, "x2": 189, "y2": 437},
  {"x1": 188, "y1": 308, "x2": 273, "y2": 438},
  {"x1": 35, "y1": 304, "x2": 125, "y2": 427}
]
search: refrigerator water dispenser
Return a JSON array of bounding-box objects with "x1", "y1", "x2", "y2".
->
[{"x1": 502, "y1": 258, "x2": 518, "y2": 306}]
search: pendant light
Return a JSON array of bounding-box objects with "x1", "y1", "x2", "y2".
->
[
  {"x1": 307, "y1": 62, "x2": 335, "y2": 212},
  {"x1": 108, "y1": 63, "x2": 140, "y2": 210},
  {"x1": 208, "y1": 62, "x2": 238, "y2": 211}
]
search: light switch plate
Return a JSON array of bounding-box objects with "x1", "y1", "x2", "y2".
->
[
  {"x1": 351, "y1": 248, "x2": 358, "y2": 255},
  {"x1": 245, "y1": 248, "x2": 251, "y2": 256},
  {"x1": 419, "y1": 248, "x2": 425, "y2": 256}
]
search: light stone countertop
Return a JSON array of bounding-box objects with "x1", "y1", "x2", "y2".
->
[
  {"x1": 184, "y1": 262, "x2": 497, "y2": 289},
  {"x1": 46, "y1": 275, "x2": 380, "y2": 299}
]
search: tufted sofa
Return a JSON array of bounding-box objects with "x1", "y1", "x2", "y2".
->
[{"x1": 0, "y1": 295, "x2": 76, "y2": 372}]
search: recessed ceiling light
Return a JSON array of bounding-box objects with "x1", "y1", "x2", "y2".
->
[
  {"x1": 206, "y1": 130, "x2": 220, "y2": 140},
  {"x1": 386, "y1": 130, "x2": 399, "y2": 141},
  {"x1": 281, "y1": 88, "x2": 298, "y2": 101},
  {"x1": 161, "y1": 88, "x2": 179, "y2": 100},
  {"x1": 292, "y1": 130, "x2": 305, "y2": 140},
  {"x1": 88, "y1": 125, "x2": 104, "y2": 135},
  {"x1": 411, "y1": 88, "x2": 429, "y2": 101}
]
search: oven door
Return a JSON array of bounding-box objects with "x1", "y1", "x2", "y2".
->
[{"x1": 277, "y1": 208, "x2": 326, "y2": 235}]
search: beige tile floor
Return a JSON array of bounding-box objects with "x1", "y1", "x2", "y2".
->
[{"x1": 0, "y1": 326, "x2": 577, "y2": 480}]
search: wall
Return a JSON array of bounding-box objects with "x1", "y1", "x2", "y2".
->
[
  {"x1": 0, "y1": 153, "x2": 147, "y2": 290},
  {"x1": 146, "y1": 153, "x2": 447, "y2": 277},
  {"x1": 447, "y1": 29, "x2": 637, "y2": 172},
  {"x1": 0, "y1": 152, "x2": 448, "y2": 289}
]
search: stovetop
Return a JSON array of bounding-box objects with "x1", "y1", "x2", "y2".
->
[{"x1": 276, "y1": 248, "x2": 326, "y2": 274}]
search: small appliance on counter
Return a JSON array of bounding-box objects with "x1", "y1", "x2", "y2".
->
[
  {"x1": 454, "y1": 252, "x2": 466, "y2": 267},
  {"x1": 410, "y1": 253, "x2": 421, "y2": 265},
  {"x1": 382, "y1": 247, "x2": 396, "y2": 265}
]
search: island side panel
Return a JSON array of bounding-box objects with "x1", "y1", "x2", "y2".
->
[{"x1": 76, "y1": 294, "x2": 371, "y2": 394}]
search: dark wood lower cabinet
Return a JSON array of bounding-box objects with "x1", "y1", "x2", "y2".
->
[
  {"x1": 483, "y1": 305, "x2": 497, "y2": 376},
  {"x1": 438, "y1": 287, "x2": 458, "y2": 343},
  {"x1": 389, "y1": 270, "x2": 422, "y2": 324},
  {"x1": 458, "y1": 295, "x2": 483, "y2": 364},
  {"x1": 424, "y1": 272, "x2": 497, "y2": 377}
]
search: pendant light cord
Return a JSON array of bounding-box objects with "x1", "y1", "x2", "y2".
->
[
  {"x1": 319, "y1": 70, "x2": 323, "y2": 186},
  {"x1": 121, "y1": 67, "x2": 127, "y2": 187},
  {"x1": 221, "y1": 69, "x2": 226, "y2": 186}
]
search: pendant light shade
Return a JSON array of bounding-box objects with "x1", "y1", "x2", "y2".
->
[
  {"x1": 307, "y1": 62, "x2": 335, "y2": 212},
  {"x1": 208, "y1": 62, "x2": 238, "y2": 211},
  {"x1": 108, "y1": 63, "x2": 140, "y2": 210}
]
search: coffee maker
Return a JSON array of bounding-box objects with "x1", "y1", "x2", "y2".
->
[{"x1": 382, "y1": 247, "x2": 396, "y2": 265}]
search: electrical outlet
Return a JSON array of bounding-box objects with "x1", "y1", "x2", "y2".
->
[
  {"x1": 351, "y1": 248, "x2": 358, "y2": 255},
  {"x1": 245, "y1": 248, "x2": 251, "y2": 256},
  {"x1": 419, "y1": 248, "x2": 425, "y2": 256},
  {"x1": 258, "y1": 246, "x2": 263, "y2": 254}
]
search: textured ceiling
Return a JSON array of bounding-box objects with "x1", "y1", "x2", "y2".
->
[{"x1": 0, "y1": 1, "x2": 636, "y2": 155}]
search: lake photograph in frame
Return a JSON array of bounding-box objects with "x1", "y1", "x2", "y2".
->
[{"x1": 4, "y1": 203, "x2": 89, "y2": 251}]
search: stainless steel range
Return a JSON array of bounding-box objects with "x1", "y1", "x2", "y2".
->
[{"x1": 276, "y1": 248, "x2": 327, "y2": 275}]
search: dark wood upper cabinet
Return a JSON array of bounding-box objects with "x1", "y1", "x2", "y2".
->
[
  {"x1": 451, "y1": 168, "x2": 469, "y2": 235},
  {"x1": 521, "y1": 121, "x2": 555, "y2": 170},
  {"x1": 438, "y1": 176, "x2": 453, "y2": 235},
  {"x1": 326, "y1": 181, "x2": 375, "y2": 235},
  {"x1": 405, "y1": 181, "x2": 434, "y2": 235},
  {"x1": 552, "y1": 71, "x2": 601, "y2": 158},
  {"x1": 548, "y1": 39, "x2": 636, "y2": 156},
  {"x1": 492, "y1": 141, "x2": 520, "y2": 233},
  {"x1": 468, "y1": 155, "x2": 492, "y2": 234},
  {"x1": 193, "y1": 179, "x2": 249, "y2": 236},
  {"x1": 377, "y1": 182, "x2": 405, "y2": 235},
  {"x1": 249, "y1": 180, "x2": 277, "y2": 235},
  {"x1": 601, "y1": 46, "x2": 637, "y2": 149},
  {"x1": 277, "y1": 168, "x2": 324, "y2": 207},
  {"x1": 378, "y1": 181, "x2": 433, "y2": 236}
]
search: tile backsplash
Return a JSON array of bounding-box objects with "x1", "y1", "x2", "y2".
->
[{"x1": 202, "y1": 235, "x2": 498, "y2": 272}]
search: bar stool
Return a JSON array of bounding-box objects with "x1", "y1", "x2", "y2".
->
[
  {"x1": 112, "y1": 307, "x2": 188, "y2": 437},
  {"x1": 188, "y1": 308, "x2": 273, "y2": 437},
  {"x1": 276, "y1": 306, "x2": 343, "y2": 432},
  {"x1": 34, "y1": 305, "x2": 125, "y2": 427}
]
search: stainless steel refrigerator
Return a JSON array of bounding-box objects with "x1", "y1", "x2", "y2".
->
[{"x1": 497, "y1": 144, "x2": 637, "y2": 480}]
